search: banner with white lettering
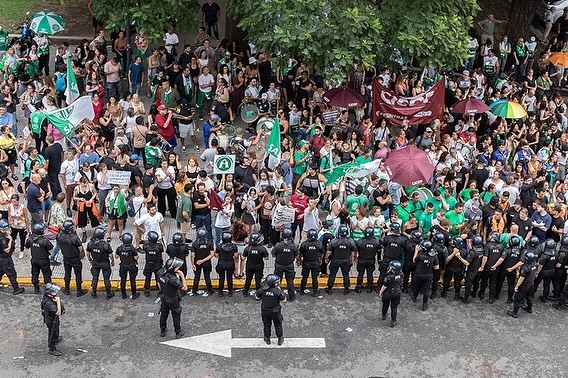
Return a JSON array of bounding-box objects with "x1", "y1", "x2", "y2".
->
[
  {"x1": 372, "y1": 79, "x2": 444, "y2": 126},
  {"x1": 106, "y1": 170, "x2": 131, "y2": 186},
  {"x1": 271, "y1": 203, "x2": 295, "y2": 227}
]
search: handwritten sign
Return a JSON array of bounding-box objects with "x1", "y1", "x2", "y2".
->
[
  {"x1": 272, "y1": 203, "x2": 295, "y2": 226},
  {"x1": 106, "y1": 170, "x2": 131, "y2": 186}
]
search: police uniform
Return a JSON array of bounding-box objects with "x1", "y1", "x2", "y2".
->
[
  {"x1": 462, "y1": 245, "x2": 484, "y2": 303},
  {"x1": 495, "y1": 245, "x2": 522, "y2": 303},
  {"x1": 430, "y1": 242, "x2": 448, "y2": 299},
  {"x1": 41, "y1": 294, "x2": 63, "y2": 353},
  {"x1": 299, "y1": 238, "x2": 325, "y2": 295},
  {"x1": 57, "y1": 231, "x2": 86, "y2": 294},
  {"x1": 533, "y1": 248, "x2": 558, "y2": 301},
  {"x1": 143, "y1": 241, "x2": 164, "y2": 295},
  {"x1": 442, "y1": 246, "x2": 465, "y2": 300},
  {"x1": 319, "y1": 230, "x2": 334, "y2": 276},
  {"x1": 242, "y1": 244, "x2": 269, "y2": 295},
  {"x1": 0, "y1": 233, "x2": 23, "y2": 293},
  {"x1": 479, "y1": 241, "x2": 504, "y2": 302},
  {"x1": 255, "y1": 283, "x2": 286, "y2": 340},
  {"x1": 326, "y1": 237, "x2": 357, "y2": 293},
  {"x1": 272, "y1": 240, "x2": 299, "y2": 300},
  {"x1": 116, "y1": 244, "x2": 139, "y2": 298},
  {"x1": 216, "y1": 242, "x2": 238, "y2": 295},
  {"x1": 165, "y1": 243, "x2": 190, "y2": 278},
  {"x1": 412, "y1": 252, "x2": 439, "y2": 307},
  {"x1": 355, "y1": 236, "x2": 380, "y2": 292},
  {"x1": 511, "y1": 262, "x2": 537, "y2": 315},
  {"x1": 190, "y1": 238, "x2": 214, "y2": 295},
  {"x1": 402, "y1": 238, "x2": 419, "y2": 293},
  {"x1": 25, "y1": 234, "x2": 53, "y2": 291},
  {"x1": 381, "y1": 271, "x2": 404, "y2": 323},
  {"x1": 86, "y1": 238, "x2": 114, "y2": 297},
  {"x1": 553, "y1": 244, "x2": 568, "y2": 299},
  {"x1": 158, "y1": 268, "x2": 184, "y2": 337},
  {"x1": 379, "y1": 233, "x2": 404, "y2": 287}
]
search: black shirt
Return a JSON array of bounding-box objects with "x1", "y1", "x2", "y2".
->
[
  {"x1": 243, "y1": 245, "x2": 269, "y2": 267},
  {"x1": 43, "y1": 143, "x2": 63, "y2": 176},
  {"x1": 217, "y1": 242, "x2": 237, "y2": 269},
  {"x1": 327, "y1": 237, "x2": 356, "y2": 262},
  {"x1": 414, "y1": 253, "x2": 438, "y2": 277},
  {"x1": 256, "y1": 285, "x2": 286, "y2": 312},
  {"x1": 191, "y1": 239, "x2": 214, "y2": 261},
  {"x1": 483, "y1": 242, "x2": 504, "y2": 268},
  {"x1": 512, "y1": 217, "x2": 532, "y2": 240},
  {"x1": 116, "y1": 244, "x2": 138, "y2": 267},
  {"x1": 355, "y1": 237, "x2": 379, "y2": 262},
  {"x1": 299, "y1": 240, "x2": 325, "y2": 263},
  {"x1": 518, "y1": 262, "x2": 537, "y2": 287},
  {"x1": 25, "y1": 235, "x2": 53, "y2": 261},
  {"x1": 57, "y1": 232, "x2": 82, "y2": 260},
  {"x1": 272, "y1": 240, "x2": 299, "y2": 266},
  {"x1": 143, "y1": 242, "x2": 163, "y2": 266},
  {"x1": 192, "y1": 191, "x2": 210, "y2": 216},
  {"x1": 86, "y1": 239, "x2": 113, "y2": 264},
  {"x1": 382, "y1": 272, "x2": 404, "y2": 297}
]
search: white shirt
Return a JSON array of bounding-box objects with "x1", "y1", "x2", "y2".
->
[
  {"x1": 60, "y1": 158, "x2": 79, "y2": 185},
  {"x1": 134, "y1": 212, "x2": 164, "y2": 239},
  {"x1": 214, "y1": 203, "x2": 234, "y2": 228},
  {"x1": 198, "y1": 73, "x2": 214, "y2": 93},
  {"x1": 131, "y1": 195, "x2": 148, "y2": 220},
  {"x1": 155, "y1": 166, "x2": 175, "y2": 189},
  {"x1": 163, "y1": 33, "x2": 179, "y2": 54},
  {"x1": 97, "y1": 171, "x2": 112, "y2": 190}
]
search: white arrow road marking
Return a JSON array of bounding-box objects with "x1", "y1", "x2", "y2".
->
[{"x1": 160, "y1": 329, "x2": 326, "y2": 357}]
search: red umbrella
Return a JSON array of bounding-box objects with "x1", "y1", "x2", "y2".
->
[
  {"x1": 385, "y1": 146, "x2": 435, "y2": 187},
  {"x1": 450, "y1": 98, "x2": 490, "y2": 114},
  {"x1": 322, "y1": 87, "x2": 365, "y2": 108}
]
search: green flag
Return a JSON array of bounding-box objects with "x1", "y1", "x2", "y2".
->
[
  {"x1": 325, "y1": 159, "x2": 382, "y2": 187},
  {"x1": 30, "y1": 112, "x2": 47, "y2": 136},
  {"x1": 266, "y1": 116, "x2": 281, "y2": 170},
  {"x1": 64, "y1": 54, "x2": 79, "y2": 104}
]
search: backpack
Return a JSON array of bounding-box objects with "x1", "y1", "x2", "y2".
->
[
  {"x1": 127, "y1": 195, "x2": 143, "y2": 218},
  {"x1": 55, "y1": 73, "x2": 67, "y2": 93}
]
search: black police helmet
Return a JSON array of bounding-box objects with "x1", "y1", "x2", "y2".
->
[
  {"x1": 62, "y1": 220, "x2": 74, "y2": 233},
  {"x1": 307, "y1": 228, "x2": 318, "y2": 241},
  {"x1": 528, "y1": 236, "x2": 540, "y2": 248},
  {"x1": 488, "y1": 232, "x2": 500, "y2": 242},
  {"x1": 165, "y1": 257, "x2": 184, "y2": 271},
  {"x1": 147, "y1": 231, "x2": 159, "y2": 243},
  {"x1": 338, "y1": 225, "x2": 349, "y2": 237},
  {"x1": 472, "y1": 235, "x2": 483, "y2": 246},
  {"x1": 282, "y1": 228, "x2": 293, "y2": 240},
  {"x1": 222, "y1": 232, "x2": 232, "y2": 244},
  {"x1": 364, "y1": 227, "x2": 374, "y2": 238},
  {"x1": 44, "y1": 282, "x2": 61, "y2": 296},
  {"x1": 390, "y1": 222, "x2": 401, "y2": 233},
  {"x1": 545, "y1": 238, "x2": 556, "y2": 250},
  {"x1": 94, "y1": 227, "x2": 106, "y2": 240},
  {"x1": 121, "y1": 232, "x2": 133, "y2": 245},
  {"x1": 388, "y1": 260, "x2": 402, "y2": 274},
  {"x1": 32, "y1": 223, "x2": 46, "y2": 236},
  {"x1": 433, "y1": 232, "x2": 445, "y2": 244},
  {"x1": 523, "y1": 251, "x2": 536, "y2": 264},
  {"x1": 250, "y1": 233, "x2": 261, "y2": 246},
  {"x1": 509, "y1": 236, "x2": 521, "y2": 247},
  {"x1": 420, "y1": 240, "x2": 433, "y2": 252},
  {"x1": 411, "y1": 230, "x2": 422, "y2": 241},
  {"x1": 172, "y1": 232, "x2": 184, "y2": 245},
  {"x1": 197, "y1": 228, "x2": 207, "y2": 239},
  {"x1": 452, "y1": 236, "x2": 463, "y2": 247},
  {"x1": 562, "y1": 236, "x2": 568, "y2": 246},
  {"x1": 265, "y1": 274, "x2": 280, "y2": 288}
]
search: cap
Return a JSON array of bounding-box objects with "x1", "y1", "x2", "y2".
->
[
  {"x1": 462, "y1": 70, "x2": 470, "y2": 76},
  {"x1": 210, "y1": 114, "x2": 221, "y2": 121},
  {"x1": 235, "y1": 127, "x2": 243, "y2": 135},
  {"x1": 554, "y1": 204, "x2": 563, "y2": 212},
  {"x1": 261, "y1": 93, "x2": 268, "y2": 99},
  {"x1": 249, "y1": 56, "x2": 257, "y2": 65},
  {"x1": 130, "y1": 154, "x2": 142, "y2": 161},
  {"x1": 225, "y1": 51, "x2": 231, "y2": 56},
  {"x1": 425, "y1": 127, "x2": 433, "y2": 132},
  {"x1": 298, "y1": 140, "x2": 309, "y2": 147},
  {"x1": 157, "y1": 104, "x2": 166, "y2": 111}
]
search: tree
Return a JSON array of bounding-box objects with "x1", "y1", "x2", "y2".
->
[
  {"x1": 228, "y1": 0, "x2": 479, "y2": 75},
  {"x1": 505, "y1": 0, "x2": 540, "y2": 43}
]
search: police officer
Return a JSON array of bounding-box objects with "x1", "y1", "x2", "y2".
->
[
  {"x1": 319, "y1": 219, "x2": 335, "y2": 276},
  {"x1": 479, "y1": 232, "x2": 503, "y2": 303},
  {"x1": 325, "y1": 225, "x2": 357, "y2": 295},
  {"x1": 378, "y1": 223, "x2": 404, "y2": 288},
  {"x1": 143, "y1": 230, "x2": 164, "y2": 297},
  {"x1": 0, "y1": 219, "x2": 24, "y2": 294},
  {"x1": 299, "y1": 228, "x2": 325, "y2": 296},
  {"x1": 158, "y1": 257, "x2": 187, "y2": 339},
  {"x1": 402, "y1": 230, "x2": 421, "y2": 293},
  {"x1": 242, "y1": 232, "x2": 269, "y2": 297},
  {"x1": 190, "y1": 228, "x2": 215, "y2": 296},
  {"x1": 442, "y1": 236, "x2": 467, "y2": 300},
  {"x1": 507, "y1": 251, "x2": 537, "y2": 318},
  {"x1": 115, "y1": 233, "x2": 140, "y2": 300},
  {"x1": 355, "y1": 227, "x2": 380, "y2": 293},
  {"x1": 462, "y1": 235, "x2": 484, "y2": 304},
  {"x1": 430, "y1": 232, "x2": 448, "y2": 299},
  {"x1": 57, "y1": 220, "x2": 88, "y2": 297},
  {"x1": 272, "y1": 228, "x2": 299, "y2": 300},
  {"x1": 533, "y1": 238, "x2": 558, "y2": 302},
  {"x1": 412, "y1": 240, "x2": 439, "y2": 311},
  {"x1": 379, "y1": 260, "x2": 404, "y2": 328},
  {"x1": 25, "y1": 223, "x2": 53, "y2": 293},
  {"x1": 165, "y1": 232, "x2": 190, "y2": 280},
  {"x1": 216, "y1": 232, "x2": 237, "y2": 296},
  {"x1": 552, "y1": 236, "x2": 568, "y2": 300},
  {"x1": 86, "y1": 227, "x2": 115, "y2": 299},
  {"x1": 41, "y1": 282, "x2": 64, "y2": 356},
  {"x1": 493, "y1": 235, "x2": 522, "y2": 304},
  {"x1": 255, "y1": 274, "x2": 287, "y2": 346}
]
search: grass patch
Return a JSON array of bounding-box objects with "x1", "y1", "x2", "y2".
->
[{"x1": 0, "y1": 0, "x2": 46, "y2": 32}]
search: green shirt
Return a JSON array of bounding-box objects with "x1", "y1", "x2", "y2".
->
[
  {"x1": 355, "y1": 156, "x2": 372, "y2": 164},
  {"x1": 319, "y1": 154, "x2": 332, "y2": 180},
  {"x1": 459, "y1": 188, "x2": 473, "y2": 202},
  {"x1": 176, "y1": 192, "x2": 193, "y2": 224},
  {"x1": 396, "y1": 203, "x2": 413, "y2": 225},
  {"x1": 410, "y1": 199, "x2": 425, "y2": 219},
  {"x1": 429, "y1": 197, "x2": 444, "y2": 213},
  {"x1": 293, "y1": 150, "x2": 308, "y2": 175},
  {"x1": 418, "y1": 211, "x2": 433, "y2": 237},
  {"x1": 145, "y1": 145, "x2": 162, "y2": 167},
  {"x1": 444, "y1": 195, "x2": 458, "y2": 211},
  {"x1": 445, "y1": 210, "x2": 465, "y2": 236},
  {"x1": 345, "y1": 194, "x2": 369, "y2": 216},
  {"x1": 499, "y1": 233, "x2": 525, "y2": 248},
  {"x1": 480, "y1": 191, "x2": 498, "y2": 204}
]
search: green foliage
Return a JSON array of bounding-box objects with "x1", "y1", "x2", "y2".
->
[
  {"x1": 229, "y1": 0, "x2": 479, "y2": 75},
  {"x1": 93, "y1": 0, "x2": 200, "y2": 41}
]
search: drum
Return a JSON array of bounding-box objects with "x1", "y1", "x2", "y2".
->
[
  {"x1": 240, "y1": 103, "x2": 260, "y2": 123},
  {"x1": 256, "y1": 116, "x2": 274, "y2": 135},
  {"x1": 209, "y1": 132, "x2": 230, "y2": 149},
  {"x1": 224, "y1": 124, "x2": 236, "y2": 137}
]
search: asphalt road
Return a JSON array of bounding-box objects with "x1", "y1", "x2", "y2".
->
[{"x1": 1, "y1": 289, "x2": 567, "y2": 378}]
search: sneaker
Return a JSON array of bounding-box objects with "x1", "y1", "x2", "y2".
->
[
  {"x1": 61, "y1": 288, "x2": 70, "y2": 296},
  {"x1": 277, "y1": 337, "x2": 284, "y2": 346},
  {"x1": 50, "y1": 261, "x2": 62, "y2": 266},
  {"x1": 106, "y1": 292, "x2": 115, "y2": 300},
  {"x1": 77, "y1": 289, "x2": 88, "y2": 297},
  {"x1": 522, "y1": 306, "x2": 532, "y2": 313},
  {"x1": 91, "y1": 291, "x2": 97, "y2": 298},
  {"x1": 49, "y1": 349, "x2": 62, "y2": 356},
  {"x1": 66, "y1": 208, "x2": 72, "y2": 217},
  {"x1": 175, "y1": 330, "x2": 185, "y2": 339},
  {"x1": 121, "y1": 293, "x2": 127, "y2": 299},
  {"x1": 131, "y1": 292, "x2": 140, "y2": 300},
  {"x1": 381, "y1": 314, "x2": 387, "y2": 320},
  {"x1": 507, "y1": 310, "x2": 518, "y2": 318},
  {"x1": 264, "y1": 337, "x2": 271, "y2": 345},
  {"x1": 422, "y1": 302, "x2": 428, "y2": 311},
  {"x1": 325, "y1": 288, "x2": 332, "y2": 295},
  {"x1": 390, "y1": 320, "x2": 397, "y2": 328},
  {"x1": 160, "y1": 329, "x2": 167, "y2": 337},
  {"x1": 13, "y1": 287, "x2": 24, "y2": 295},
  {"x1": 182, "y1": 146, "x2": 186, "y2": 152},
  {"x1": 18, "y1": 251, "x2": 24, "y2": 259}
]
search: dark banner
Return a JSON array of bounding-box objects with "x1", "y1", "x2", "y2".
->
[{"x1": 372, "y1": 79, "x2": 445, "y2": 125}]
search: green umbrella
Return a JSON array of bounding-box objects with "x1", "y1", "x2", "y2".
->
[{"x1": 30, "y1": 11, "x2": 66, "y2": 35}]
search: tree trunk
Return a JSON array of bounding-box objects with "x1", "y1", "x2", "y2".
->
[
  {"x1": 506, "y1": 0, "x2": 540, "y2": 43},
  {"x1": 225, "y1": 12, "x2": 247, "y2": 44}
]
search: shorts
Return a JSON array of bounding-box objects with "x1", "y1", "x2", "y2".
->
[
  {"x1": 180, "y1": 221, "x2": 190, "y2": 235},
  {"x1": 178, "y1": 122, "x2": 195, "y2": 138},
  {"x1": 236, "y1": 244, "x2": 246, "y2": 256}
]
